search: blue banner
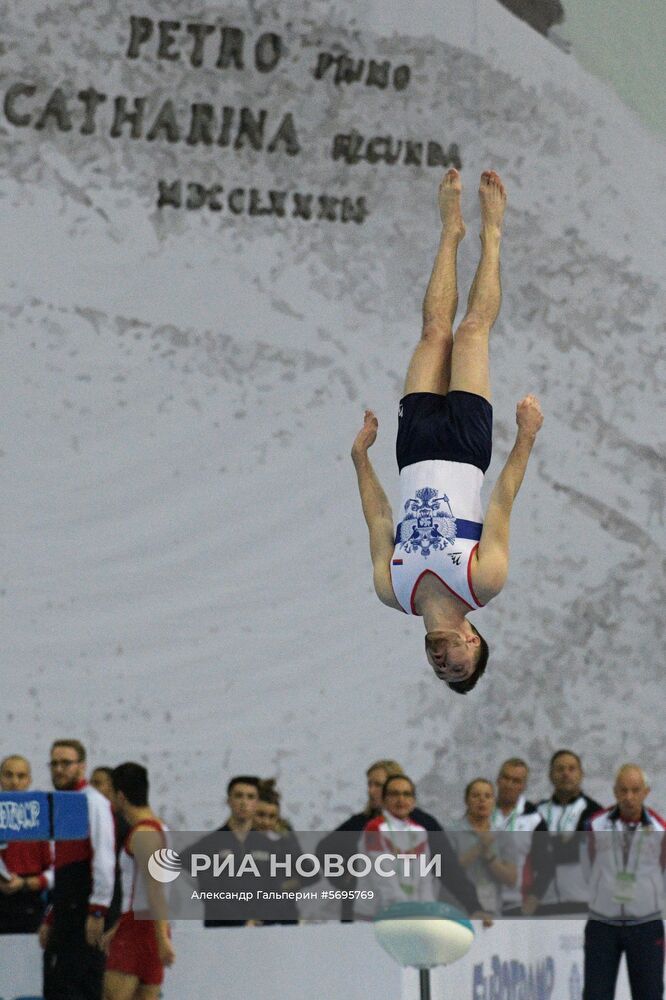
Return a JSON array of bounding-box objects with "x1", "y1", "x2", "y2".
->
[{"x1": 0, "y1": 791, "x2": 89, "y2": 841}]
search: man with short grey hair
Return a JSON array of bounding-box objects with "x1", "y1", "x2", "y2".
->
[
  {"x1": 491, "y1": 757, "x2": 548, "y2": 916},
  {"x1": 582, "y1": 764, "x2": 666, "y2": 1000},
  {"x1": 0, "y1": 755, "x2": 53, "y2": 933},
  {"x1": 493, "y1": 757, "x2": 534, "y2": 821}
]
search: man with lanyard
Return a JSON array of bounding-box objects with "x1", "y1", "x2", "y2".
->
[
  {"x1": 490, "y1": 758, "x2": 549, "y2": 916},
  {"x1": 528, "y1": 749, "x2": 601, "y2": 915},
  {"x1": 492, "y1": 758, "x2": 536, "y2": 821},
  {"x1": 582, "y1": 764, "x2": 666, "y2": 1000},
  {"x1": 351, "y1": 168, "x2": 544, "y2": 693}
]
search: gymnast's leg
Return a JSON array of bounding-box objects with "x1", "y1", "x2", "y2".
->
[
  {"x1": 403, "y1": 168, "x2": 466, "y2": 397},
  {"x1": 448, "y1": 170, "x2": 506, "y2": 403}
]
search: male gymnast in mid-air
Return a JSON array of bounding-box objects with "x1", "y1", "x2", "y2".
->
[{"x1": 351, "y1": 170, "x2": 543, "y2": 693}]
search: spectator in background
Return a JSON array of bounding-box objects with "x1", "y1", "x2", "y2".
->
[
  {"x1": 90, "y1": 767, "x2": 114, "y2": 801},
  {"x1": 219, "y1": 775, "x2": 261, "y2": 835},
  {"x1": 255, "y1": 779, "x2": 300, "y2": 924},
  {"x1": 530, "y1": 749, "x2": 602, "y2": 915},
  {"x1": 363, "y1": 759, "x2": 406, "y2": 824},
  {"x1": 317, "y1": 759, "x2": 408, "y2": 919},
  {"x1": 582, "y1": 764, "x2": 666, "y2": 1000},
  {"x1": 448, "y1": 778, "x2": 516, "y2": 915},
  {"x1": 0, "y1": 754, "x2": 53, "y2": 933},
  {"x1": 91, "y1": 763, "x2": 130, "y2": 931},
  {"x1": 182, "y1": 775, "x2": 270, "y2": 928},
  {"x1": 254, "y1": 785, "x2": 281, "y2": 834},
  {"x1": 255, "y1": 779, "x2": 295, "y2": 837},
  {"x1": 90, "y1": 765, "x2": 131, "y2": 847},
  {"x1": 39, "y1": 739, "x2": 115, "y2": 1000},
  {"x1": 324, "y1": 759, "x2": 407, "y2": 834},
  {"x1": 491, "y1": 757, "x2": 549, "y2": 916},
  {"x1": 318, "y1": 759, "x2": 489, "y2": 921},
  {"x1": 357, "y1": 775, "x2": 439, "y2": 918},
  {"x1": 493, "y1": 758, "x2": 535, "y2": 820},
  {"x1": 0, "y1": 754, "x2": 32, "y2": 792}
]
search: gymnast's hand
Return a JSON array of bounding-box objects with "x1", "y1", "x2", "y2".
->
[
  {"x1": 351, "y1": 409, "x2": 379, "y2": 460},
  {"x1": 516, "y1": 394, "x2": 543, "y2": 438}
]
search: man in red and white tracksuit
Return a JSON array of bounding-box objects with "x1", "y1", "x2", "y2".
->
[
  {"x1": 0, "y1": 753, "x2": 54, "y2": 933},
  {"x1": 105, "y1": 762, "x2": 174, "y2": 1000},
  {"x1": 40, "y1": 740, "x2": 116, "y2": 1000},
  {"x1": 582, "y1": 764, "x2": 666, "y2": 1000}
]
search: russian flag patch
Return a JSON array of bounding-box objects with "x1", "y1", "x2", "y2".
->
[{"x1": 392, "y1": 559, "x2": 403, "y2": 565}]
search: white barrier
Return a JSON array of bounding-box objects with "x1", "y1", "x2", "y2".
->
[
  {"x1": 0, "y1": 921, "x2": 637, "y2": 1000},
  {"x1": 405, "y1": 920, "x2": 592, "y2": 999}
]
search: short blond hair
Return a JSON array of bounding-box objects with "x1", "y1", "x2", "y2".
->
[{"x1": 366, "y1": 759, "x2": 404, "y2": 778}]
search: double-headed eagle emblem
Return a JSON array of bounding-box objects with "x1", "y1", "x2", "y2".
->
[{"x1": 396, "y1": 487, "x2": 457, "y2": 558}]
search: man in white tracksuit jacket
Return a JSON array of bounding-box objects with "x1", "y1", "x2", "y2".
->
[{"x1": 582, "y1": 764, "x2": 666, "y2": 1000}]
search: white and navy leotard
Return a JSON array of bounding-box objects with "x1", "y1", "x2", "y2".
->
[{"x1": 389, "y1": 459, "x2": 484, "y2": 614}]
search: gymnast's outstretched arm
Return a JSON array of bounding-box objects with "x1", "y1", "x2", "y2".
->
[
  {"x1": 351, "y1": 410, "x2": 401, "y2": 610},
  {"x1": 475, "y1": 395, "x2": 544, "y2": 598}
]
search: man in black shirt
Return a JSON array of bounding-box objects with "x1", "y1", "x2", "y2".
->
[{"x1": 183, "y1": 775, "x2": 272, "y2": 927}]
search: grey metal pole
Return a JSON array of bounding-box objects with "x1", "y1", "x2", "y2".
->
[{"x1": 419, "y1": 968, "x2": 431, "y2": 1000}]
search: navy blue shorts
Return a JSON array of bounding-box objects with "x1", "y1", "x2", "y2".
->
[{"x1": 396, "y1": 391, "x2": 493, "y2": 473}]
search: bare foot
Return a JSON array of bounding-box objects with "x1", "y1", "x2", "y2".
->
[
  {"x1": 438, "y1": 168, "x2": 465, "y2": 239},
  {"x1": 479, "y1": 170, "x2": 506, "y2": 233}
]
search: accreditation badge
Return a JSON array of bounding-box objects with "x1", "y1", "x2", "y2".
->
[{"x1": 612, "y1": 871, "x2": 637, "y2": 904}]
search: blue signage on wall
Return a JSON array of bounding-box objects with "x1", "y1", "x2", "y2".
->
[{"x1": 0, "y1": 792, "x2": 88, "y2": 841}]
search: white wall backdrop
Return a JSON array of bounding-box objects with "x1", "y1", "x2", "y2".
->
[
  {"x1": 1, "y1": 0, "x2": 664, "y2": 845},
  {"x1": 0, "y1": 922, "x2": 634, "y2": 1000}
]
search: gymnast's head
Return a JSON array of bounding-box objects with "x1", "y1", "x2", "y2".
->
[{"x1": 425, "y1": 622, "x2": 489, "y2": 694}]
